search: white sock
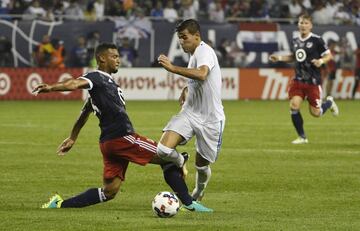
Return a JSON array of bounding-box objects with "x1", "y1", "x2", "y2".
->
[
  {"x1": 192, "y1": 165, "x2": 211, "y2": 200},
  {"x1": 156, "y1": 142, "x2": 184, "y2": 168}
]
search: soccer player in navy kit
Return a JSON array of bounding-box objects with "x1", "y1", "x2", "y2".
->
[
  {"x1": 269, "y1": 14, "x2": 339, "y2": 144},
  {"x1": 33, "y1": 43, "x2": 212, "y2": 212}
]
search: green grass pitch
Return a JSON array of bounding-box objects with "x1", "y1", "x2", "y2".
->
[{"x1": 0, "y1": 100, "x2": 359, "y2": 231}]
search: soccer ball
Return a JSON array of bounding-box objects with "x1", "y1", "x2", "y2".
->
[{"x1": 152, "y1": 191, "x2": 180, "y2": 218}]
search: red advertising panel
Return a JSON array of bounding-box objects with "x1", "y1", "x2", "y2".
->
[
  {"x1": 0, "y1": 68, "x2": 83, "y2": 100},
  {"x1": 239, "y1": 68, "x2": 358, "y2": 100}
]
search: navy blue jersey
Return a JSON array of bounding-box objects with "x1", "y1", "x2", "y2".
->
[
  {"x1": 292, "y1": 33, "x2": 329, "y2": 85},
  {"x1": 80, "y1": 70, "x2": 134, "y2": 142}
]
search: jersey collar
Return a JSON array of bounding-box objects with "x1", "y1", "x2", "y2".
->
[
  {"x1": 96, "y1": 70, "x2": 114, "y2": 79},
  {"x1": 299, "y1": 32, "x2": 312, "y2": 42}
]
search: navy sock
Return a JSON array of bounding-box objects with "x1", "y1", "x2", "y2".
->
[
  {"x1": 161, "y1": 163, "x2": 193, "y2": 206},
  {"x1": 61, "y1": 188, "x2": 107, "y2": 208},
  {"x1": 321, "y1": 100, "x2": 332, "y2": 114},
  {"x1": 291, "y1": 109, "x2": 306, "y2": 138}
]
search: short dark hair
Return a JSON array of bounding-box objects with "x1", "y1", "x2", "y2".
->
[
  {"x1": 175, "y1": 19, "x2": 200, "y2": 35},
  {"x1": 95, "y1": 43, "x2": 117, "y2": 57}
]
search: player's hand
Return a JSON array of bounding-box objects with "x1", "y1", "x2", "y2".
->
[
  {"x1": 157, "y1": 54, "x2": 174, "y2": 72},
  {"x1": 32, "y1": 83, "x2": 51, "y2": 95},
  {"x1": 178, "y1": 87, "x2": 188, "y2": 106},
  {"x1": 57, "y1": 137, "x2": 75, "y2": 156},
  {"x1": 311, "y1": 59, "x2": 323, "y2": 68},
  {"x1": 269, "y1": 55, "x2": 279, "y2": 62}
]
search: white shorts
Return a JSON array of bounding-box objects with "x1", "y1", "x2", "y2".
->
[{"x1": 163, "y1": 112, "x2": 225, "y2": 163}]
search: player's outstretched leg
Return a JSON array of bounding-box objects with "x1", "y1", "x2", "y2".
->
[
  {"x1": 191, "y1": 165, "x2": 211, "y2": 201},
  {"x1": 42, "y1": 188, "x2": 109, "y2": 208}
]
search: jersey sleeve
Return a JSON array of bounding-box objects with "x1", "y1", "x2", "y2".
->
[
  {"x1": 78, "y1": 72, "x2": 100, "y2": 90},
  {"x1": 195, "y1": 45, "x2": 215, "y2": 70},
  {"x1": 318, "y1": 37, "x2": 329, "y2": 57}
]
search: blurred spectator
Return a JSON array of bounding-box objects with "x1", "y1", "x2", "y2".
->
[
  {"x1": 86, "y1": 31, "x2": 101, "y2": 67},
  {"x1": 181, "y1": 0, "x2": 198, "y2": 20},
  {"x1": 351, "y1": 5, "x2": 360, "y2": 26},
  {"x1": 339, "y1": 37, "x2": 355, "y2": 70},
  {"x1": 289, "y1": 0, "x2": 305, "y2": 18},
  {"x1": 33, "y1": 35, "x2": 54, "y2": 67},
  {"x1": 64, "y1": 0, "x2": 84, "y2": 20},
  {"x1": 248, "y1": 0, "x2": 267, "y2": 18},
  {"x1": 23, "y1": 0, "x2": 46, "y2": 20},
  {"x1": 0, "y1": 35, "x2": 13, "y2": 67},
  {"x1": 123, "y1": 0, "x2": 135, "y2": 18},
  {"x1": 118, "y1": 37, "x2": 138, "y2": 67},
  {"x1": 227, "y1": 41, "x2": 247, "y2": 67},
  {"x1": 334, "y1": 5, "x2": 352, "y2": 25},
  {"x1": 163, "y1": 0, "x2": 178, "y2": 22},
  {"x1": 325, "y1": 0, "x2": 343, "y2": 22},
  {"x1": 150, "y1": 1, "x2": 163, "y2": 18},
  {"x1": 53, "y1": 1, "x2": 66, "y2": 20},
  {"x1": 205, "y1": 39, "x2": 222, "y2": 63},
  {"x1": 217, "y1": 38, "x2": 231, "y2": 67},
  {"x1": 94, "y1": 0, "x2": 105, "y2": 20},
  {"x1": 209, "y1": 1, "x2": 225, "y2": 23},
  {"x1": 84, "y1": 1, "x2": 97, "y2": 21},
  {"x1": 71, "y1": 36, "x2": 89, "y2": 67},
  {"x1": 105, "y1": 0, "x2": 124, "y2": 16},
  {"x1": 352, "y1": 47, "x2": 360, "y2": 99},
  {"x1": 228, "y1": 1, "x2": 251, "y2": 18},
  {"x1": 0, "y1": 0, "x2": 12, "y2": 20},
  {"x1": 324, "y1": 39, "x2": 339, "y2": 97},
  {"x1": 50, "y1": 39, "x2": 66, "y2": 68},
  {"x1": 312, "y1": 1, "x2": 332, "y2": 25}
]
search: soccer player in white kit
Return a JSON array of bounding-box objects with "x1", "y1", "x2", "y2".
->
[{"x1": 157, "y1": 19, "x2": 225, "y2": 203}]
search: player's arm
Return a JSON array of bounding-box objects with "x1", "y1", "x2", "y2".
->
[
  {"x1": 57, "y1": 98, "x2": 93, "y2": 155},
  {"x1": 32, "y1": 78, "x2": 89, "y2": 94},
  {"x1": 311, "y1": 52, "x2": 333, "y2": 68},
  {"x1": 269, "y1": 54, "x2": 294, "y2": 63},
  {"x1": 157, "y1": 54, "x2": 209, "y2": 80}
]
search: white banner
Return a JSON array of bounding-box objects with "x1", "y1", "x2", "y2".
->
[{"x1": 94, "y1": 68, "x2": 240, "y2": 100}]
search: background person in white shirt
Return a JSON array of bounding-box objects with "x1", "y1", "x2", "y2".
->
[{"x1": 157, "y1": 19, "x2": 225, "y2": 202}]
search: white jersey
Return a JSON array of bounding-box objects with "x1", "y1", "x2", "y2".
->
[{"x1": 182, "y1": 41, "x2": 225, "y2": 123}]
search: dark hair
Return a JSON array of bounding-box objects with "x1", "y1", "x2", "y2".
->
[
  {"x1": 175, "y1": 19, "x2": 200, "y2": 35},
  {"x1": 95, "y1": 43, "x2": 117, "y2": 57}
]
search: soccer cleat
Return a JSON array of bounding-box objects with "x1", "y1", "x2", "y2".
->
[
  {"x1": 326, "y1": 96, "x2": 339, "y2": 116},
  {"x1": 181, "y1": 201, "x2": 213, "y2": 212},
  {"x1": 41, "y1": 194, "x2": 63, "y2": 208},
  {"x1": 181, "y1": 152, "x2": 189, "y2": 179},
  {"x1": 291, "y1": 137, "x2": 308, "y2": 144}
]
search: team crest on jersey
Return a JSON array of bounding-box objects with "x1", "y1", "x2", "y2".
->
[
  {"x1": 306, "y1": 42, "x2": 313, "y2": 48},
  {"x1": 295, "y1": 49, "x2": 306, "y2": 62}
]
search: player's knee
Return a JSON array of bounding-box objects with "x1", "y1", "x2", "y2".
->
[
  {"x1": 157, "y1": 142, "x2": 173, "y2": 158},
  {"x1": 310, "y1": 109, "x2": 321, "y2": 117},
  {"x1": 290, "y1": 103, "x2": 300, "y2": 110}
]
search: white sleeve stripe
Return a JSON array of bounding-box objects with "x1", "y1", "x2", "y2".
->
[
  {"x1": 321, "y1": 49, "x2": 331, "y2": 57},
  {"x1": 78, "y1": 77, "x2": 93, "y2": 90}
]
